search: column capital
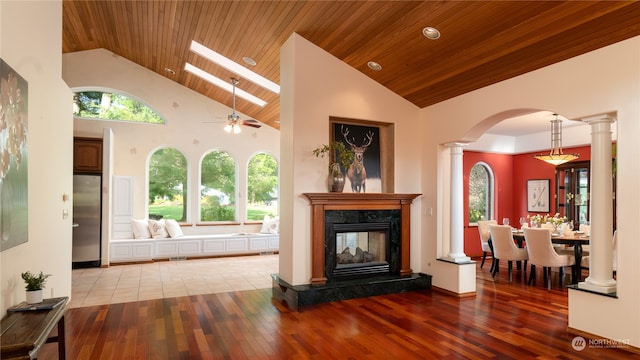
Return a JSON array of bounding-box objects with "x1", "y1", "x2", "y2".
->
[
  {"x1": 445, "y1": 142, "x2": 470, "y2": 149},
  {"x1": 581, "y1": 113, "x2": 616, "y2": 125}
]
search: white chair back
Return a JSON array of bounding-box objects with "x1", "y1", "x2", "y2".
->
[
  {"x1": 579, "y1": 224, "x2": 590, "y2": 234},
  {"x1": 523, "y1": 227, "x2": 575, "y2": 267},
  {"x1": 489, "y1": 225, "x2": 528, "y2": 261},
  {"x1": 477, "y1": 220, "x2": 497, "y2": 252}
]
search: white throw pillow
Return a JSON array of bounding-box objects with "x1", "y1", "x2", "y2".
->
[
  {"x1": 131, "y1": 218, "x2": 151, "y2": 239},
  {"x1": 148, "y1": 219, "x2": 169, "y2": 239},
  {"x1": 260, "y1": 215, "x2": 279, "y2": 234},
  {"x1": 164, "y1": 219, "x2": 184, "y2": 238}
]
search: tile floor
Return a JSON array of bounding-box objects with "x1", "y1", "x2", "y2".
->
[{"x1": 70, "y1": 254, "x2": 278, "y2": 308}]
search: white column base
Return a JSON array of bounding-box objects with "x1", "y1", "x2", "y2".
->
[
  {"x1": 441, "y1": 253, "x2": 472, "y2": 264},
  {"x1": 578, "y1": 278, "x2": 617, "y2": 294}
]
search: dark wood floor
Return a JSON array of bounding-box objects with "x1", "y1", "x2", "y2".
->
[{"x1": 40, "y1": 258, "x2": 637, "y2": 359}]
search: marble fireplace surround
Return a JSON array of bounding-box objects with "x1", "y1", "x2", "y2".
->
[{"x1": 303, "y1": 193, "x2": 421, "y2": 285}]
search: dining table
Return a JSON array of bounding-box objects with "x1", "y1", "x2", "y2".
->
[{"x1": 511, "y1": 229, "x2": 589, "y2": 284}]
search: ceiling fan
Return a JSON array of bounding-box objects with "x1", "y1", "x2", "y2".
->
[{"x1": 223, "y1": 77, "x2": 261, "y2": 134}]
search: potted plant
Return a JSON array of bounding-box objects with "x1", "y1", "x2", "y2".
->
[
  {"x1": 21, "y1": 271, "x2": 51, "y2": 304},
  {"x1": 313, "y1": 141, "x2": 354, "y2": 192}
]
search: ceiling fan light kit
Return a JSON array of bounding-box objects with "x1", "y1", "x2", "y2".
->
[
  {"x1": 221, "y1": 78, "x2": 262, "y2": 134},
  {"x1": 534, "y1": 114, "x2": 579, "y2": 166}
]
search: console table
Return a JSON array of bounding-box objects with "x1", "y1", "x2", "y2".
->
[{"x1": 1, "y1": 297, "x2": 68, "y2": 360}]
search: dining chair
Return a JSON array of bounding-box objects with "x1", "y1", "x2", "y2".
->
[
  {"x1": 489, "y1": 225, "x2": 528, "y2": 282},
  {"x1": 477, "y1": 220, "x2": 497, "y2": 271},
  {"x1": 523, "y1": 227, "x2": 575, "y2": 290},
  {"x1": 581, "y1": 230, "x2": 617, "y2": 276}
]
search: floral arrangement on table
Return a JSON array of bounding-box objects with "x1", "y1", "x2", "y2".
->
[{"x1": 527, "y1": 213, "x2": 567, "y2": 226}]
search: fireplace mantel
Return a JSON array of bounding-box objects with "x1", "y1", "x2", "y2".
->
[{"x1": 303, "y1": 193, "x2": 421, "y2": 285}]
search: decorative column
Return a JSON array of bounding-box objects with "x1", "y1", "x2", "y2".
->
[
  {"x1": 443, "y1": 143, "x2": 471, "y2": 263},
  {"x1": 579, "y1": 114, "x2": 616, "y2": 294}
]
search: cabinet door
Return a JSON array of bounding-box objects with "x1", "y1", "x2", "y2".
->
[
  {"x1": 74, "y1": 138, "x2": 103, "y2": 172},
  {"x1": 556, "y1": 161, "x2": 590, "y2": 225}
]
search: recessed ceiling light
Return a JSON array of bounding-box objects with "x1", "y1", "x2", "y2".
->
[
  {"x1": 164, "y1": 67, "x2": 176, "y2": 74},
  {"x1": 190, "y1": 40, "x2": 280, "y2": 94},
  {"x1": 422, "y1": 26, "x2": 441, "y2": 40},
  {"x1": 243, "y1": 56, "x2": 257, "y2": 66},
  {"x1": 184, "y1": 63, "x2": 267, "y2": 107},
  {"x1": 367, "y1": 61, "x2": 382, "y2": 71}
]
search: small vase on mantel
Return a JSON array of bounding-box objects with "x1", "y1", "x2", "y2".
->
[{"x1": 328, "y1": 163, "x2": 345, "y2": 192}]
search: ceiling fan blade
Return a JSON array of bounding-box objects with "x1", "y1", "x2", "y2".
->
[{"x1": 241, "y1": 119, "x2": 261, "y2": 128}]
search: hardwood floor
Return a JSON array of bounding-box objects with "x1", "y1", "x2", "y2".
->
[{"x1": 40, "y1": 258, "x2": 637, "y2": 359}]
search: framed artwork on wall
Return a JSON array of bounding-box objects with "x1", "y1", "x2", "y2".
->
[
  {"x1": 329, "y1": 117, "x2": 394, "y2": 193},
  {"x1": 1, "y1": 58, "x2": 29, "y2": 252},
  {"x1": 527, "y1": 179, "x2": 550, "y2": 213}
]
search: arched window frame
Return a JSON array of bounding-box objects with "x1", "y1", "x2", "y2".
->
[
  {"x1": 147, "y1": 146, "x2": 189, "y2": 222},
  {"x1": 199, "y1": 149, "x2": 238, "y2": 223},
  {"x1": 246, "y1": 152, "x2": 279, "y2": 222},
  {"x1": 72, "y1": 87, "x2": 166, "y2": 124},
  {"x1": 468, "y1": 161, "x2": 495, "y2": 225}
]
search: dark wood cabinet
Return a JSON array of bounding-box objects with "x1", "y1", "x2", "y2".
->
[
  {"x1": 556, "y1": 160, "x2": 616, "y2": 229},
  {"x1": 73, "y1": 137, "x2": 102, "y2": 173}
]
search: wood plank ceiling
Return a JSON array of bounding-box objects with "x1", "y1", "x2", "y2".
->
[{"x1": 62, "y1": 1, "x2": 640, "y2": 130}]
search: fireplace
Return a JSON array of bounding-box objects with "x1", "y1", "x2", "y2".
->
[
  {"x1": 326, "y1": 211, "x2": 399, "y2": 282},
  {"x1": 303, "y1": 193, "x2": 420, "y2": 285},
  {"x1": 271, "y1": 193, "x2": 430, "y2": 310}
]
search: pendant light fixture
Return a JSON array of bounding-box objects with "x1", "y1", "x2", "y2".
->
[{"x1": 533, "y1": 114, "x2": 579, "y2": 166}]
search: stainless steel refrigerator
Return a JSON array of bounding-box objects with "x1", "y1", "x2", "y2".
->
[{"x1": 72, "y1": 174, "x2": 102, "y2": 268}]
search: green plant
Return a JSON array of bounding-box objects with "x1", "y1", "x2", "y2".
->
[
  {"x1": 21, "y1": 271, "x2": 51, "y2": 291},
  {"x1": 312, "y1": 141, "x2": 354, "y2": 170}
]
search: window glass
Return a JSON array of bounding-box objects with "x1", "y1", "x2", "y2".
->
[
  {"x1": 469, "y1": 162, "x2": 494, "y2": 224},
  {"x1": 247, "y1": 153, "x2": 279, "y2": 221},
  {"x1": 148, "y1": 148, "x2": 187, "y2": 221},
  {"x1": 201, "y1": 150, "x2": 236, "y2": 222},
  {"x1": 73, "y1": 91, "x2": 164, "y2": 124}
]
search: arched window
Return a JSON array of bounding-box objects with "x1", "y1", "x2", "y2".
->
[
  {"x1": 469, "y1": 162, "x2": 494, "y2": 224},
  {"x1": 148, "y1": 148, "x2": 188, "y2": 221},
  {"x1": 73, "y1": 90, "x2": 165, "y2": 124},
  {"x1": 246, "y1": 153, "x2": 279, "y2": 221},
  {"x1": 200, "y1": 150, "x2": 236, "y2": 222}
]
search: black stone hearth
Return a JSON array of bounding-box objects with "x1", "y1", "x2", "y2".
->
[{"x1": 271, "y1": 273, "x2": 432, "y2": 310}]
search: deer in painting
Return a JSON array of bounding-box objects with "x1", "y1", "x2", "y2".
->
[{"x1": 341, "y1": 125, "x2": 374, "y2": 193}]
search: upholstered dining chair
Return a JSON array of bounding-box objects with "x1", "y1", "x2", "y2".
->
[
  {"x1": 489, "y1": 225, "x2": 528, "y2": 282},
  {"x1": 477, "y1": 220, "x2": 497, "y2": 271},
  {"x1": 581, "y1": 230, "x2": 617, "y2": 276},
  {"x1": 523, "y1": 227, "x2": 575, "y2": 290}
]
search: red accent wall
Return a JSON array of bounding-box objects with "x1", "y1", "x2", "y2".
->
[{"x1": 463, "y1": 145, "x2": 591, "y2": 257}]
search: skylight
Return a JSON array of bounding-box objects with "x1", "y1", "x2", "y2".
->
[
  {"x1": 189, "y1": 40, "x2": 280, "y2": 94},
  {"x1": 184, "y1": 63, "x2": 267, "y2": 107}
]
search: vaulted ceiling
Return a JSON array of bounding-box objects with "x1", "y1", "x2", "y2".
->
[{"x1": 62, "y1": 1, "x2": 640, "y2": 130}]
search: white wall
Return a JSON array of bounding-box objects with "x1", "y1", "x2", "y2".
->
[
  {"x1": 64, "y1": 49, "x2": 280, "y2": 238},
  {"x1": 0, "y1": 1, "x2": 74, "y2": 313},
  {"x1": 422, "y1": 36, "x2": 640, "y2": 347},
  {"x1": 279, "y1": 34, "x2": 423, "y2": 285}
]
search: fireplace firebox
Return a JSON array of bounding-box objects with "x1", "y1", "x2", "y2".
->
[{"x1": 329, "y1": 221, "x2": 394, "y2": 281}]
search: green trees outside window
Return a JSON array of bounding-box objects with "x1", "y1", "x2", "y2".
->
[
  {"x1": 74, "y1": 91, "x2": 164, "y2": 123},
  {"x1": 148, "y1": 148, "x2": 187, "y2": 221},
  {"x1": 201, "y1": 150, "x2": 236, "y2": 222},
  {"x1": 469, "y1": 162, "x2": 493, "y2": 224},
  {"x1": 247, "y1": 153, "x2": 278, "y2": 221}
]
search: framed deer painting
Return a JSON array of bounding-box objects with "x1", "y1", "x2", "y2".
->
[{"x1": 330, "y1": 117, "x2": 393, "y2": 193}]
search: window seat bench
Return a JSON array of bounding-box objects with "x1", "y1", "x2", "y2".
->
[{"x1": 109, "y1": 233, "x2": 279, "y2": 264}]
